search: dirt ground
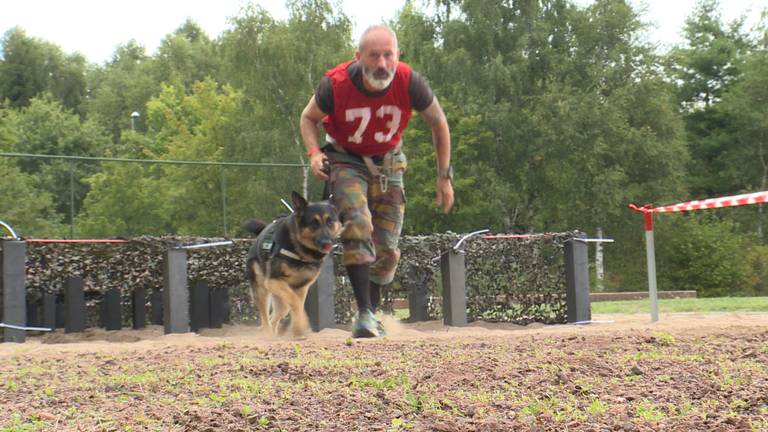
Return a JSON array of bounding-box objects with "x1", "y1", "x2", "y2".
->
[{"x1": 1, "y1": 312, "x2": 767, "y2": 431}]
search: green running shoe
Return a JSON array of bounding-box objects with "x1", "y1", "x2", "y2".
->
[
  {"x1": 352, "y1": 310, "x2": 379, "y2": 338},
  {"x1": 375, "y1": 318, "x2": 386, "y2": 337}
]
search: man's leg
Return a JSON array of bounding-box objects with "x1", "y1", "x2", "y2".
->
[
  {"x1": 346, "y1": 264, "x2": 372, "y2": 315},
  {"x1": 369, "y1": 179, "x2": 406, "y2": 318},
  {"x1": 370, "y1": 282, "x2": 382, "y2": 312},
  {"x1": 329, "y1": 163, "x2": 380, "y2": 337}
]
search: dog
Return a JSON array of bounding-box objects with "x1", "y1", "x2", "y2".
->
[{"x1": 244, "y1": 191, "x2": 341, "y2": 337}]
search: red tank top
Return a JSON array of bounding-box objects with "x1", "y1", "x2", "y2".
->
[{"x1": 322, "y1": 61, "x2": 413, "y2": 156}]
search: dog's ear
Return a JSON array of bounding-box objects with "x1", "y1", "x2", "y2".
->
[{"x1": 291, "y1": 191, "x2": 308, "y2": 213}]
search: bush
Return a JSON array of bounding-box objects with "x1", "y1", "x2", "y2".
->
[
  {"x1": 655, "y1": 214, "x2": 749, "y2": 297},
  {"x1": 744, "y1": 244, "x2": 768, "y2": 296}
]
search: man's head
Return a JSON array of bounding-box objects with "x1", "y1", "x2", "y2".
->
[{"x1": 355, "y1": 25, "x2": 399, "y2": 91}]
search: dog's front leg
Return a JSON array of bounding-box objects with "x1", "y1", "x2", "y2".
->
[
  {"x1": 288, "y1": 284, "x2": 312, "y2": 338},
  {"x1": 267, "y1": 281, "x2": 310, "y2": 338},
  {"x1": 269, "y1": 296, "x2": 290, "y2": 334},
  {"x1": 253, "y1": 281, "x2": 274, "y2": 336}
]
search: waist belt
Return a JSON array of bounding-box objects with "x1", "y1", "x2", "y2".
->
[{"x1": 326, "y1": 137, "x2": 401, "y2": 192}]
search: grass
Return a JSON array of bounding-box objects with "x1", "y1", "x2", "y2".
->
[
  {"x1": 390, "y1": 296, "x2": 768, "y2": 320},
  {"x1": 590, "y1": 296, "x2": 768, "y2": 314}
]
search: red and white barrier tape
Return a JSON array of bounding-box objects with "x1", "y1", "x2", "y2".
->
[
  {"x1": 630, "y1": 190, "x2": 768, "y2": 231},
  {"x1": 652, "y1": 191, "x2": 768, "y2": 213}
]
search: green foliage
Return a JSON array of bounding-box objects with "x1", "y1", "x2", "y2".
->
[
  {"x1": 667, "y1": 0, "x2": 751, "y2": 108},
  {"x1": 220, "y1": 0, "x2": 351, "y2": 159},
  {"x1": 0, "y1": 27, "x2": 87, "y2": 112},
  {"x1": 714, "y1": 48, "x2": 768, "y2": 204},
  {"x1": 76, "y1": 161, "x2": 173, "y2": 237},
  {"x1": 667, "y1": 0, "x2": 754, "y2": 199},
  {"x1": 655, "y1": 215, "x2": 749, "y2": 297},
  {"x1": 8, "y1": 95, "x2": 110, "y2": 229},
  {"x1": 0, "y1": 158, "x2": 63, "y2": 237},
  {"x1": 83, "y1": 40, "x2": 161, "y2": 140},
  {"x1": 744, "y1": 245, "x2": 768, "y2": 296},
  {"x1": 396, "y1": 0, "x2": 688, "y2": 238},
  {"x1": 151, "y1": 19, "x2": 222, "y2": 89}
]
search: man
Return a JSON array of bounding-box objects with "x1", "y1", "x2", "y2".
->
[{"x1": 300, "y1": 25, "x2": 453, "y2": 337}]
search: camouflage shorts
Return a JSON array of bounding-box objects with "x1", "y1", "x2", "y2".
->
[{"x1": 328, "y1": 150, "x2": 407, "y2": 285}]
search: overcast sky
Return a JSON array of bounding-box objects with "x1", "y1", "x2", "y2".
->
[{"x1": 1, "y1": 0, "x2": 766, "y2": 64}]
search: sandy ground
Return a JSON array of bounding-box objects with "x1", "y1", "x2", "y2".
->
[
  {"x1": 3, "y1": 312, "x2": 767, "y2": 431},
  {"x1": 3, "y1": 312, "x2": 767, "y2": 355}
]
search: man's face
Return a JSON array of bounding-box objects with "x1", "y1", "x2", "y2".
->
[{"x1": 356, "y1": 29, "x2": 399, "y2": 91}]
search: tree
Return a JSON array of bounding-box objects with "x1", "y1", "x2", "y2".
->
[
  {"x1": 711, "y1": 40, "x2": 768, "y2": 236},
  {"x1": 11, "y1": 95, "x2": 111, "y2": 225},
  {"x1": 77, "y1": 162, "x2": 174, "y2": 237},
  {"x1": 151, "y1": 19, "x2": 223, "y2": 89},
  {"x1": 665, "y1": 0, "x2": 753, "y2": 199},
  {"x1": 0, "y1": 27, "x2": 87, "y2": 113},
  {"x1": 655, "y1": 214, "x2": 749, "y2": 297},
  {"x1": 0, "y1": 159, "x2": 63, "y2": 237},
  {"x1": 394, "y1": 0, "x2": 688, "y2": 237},
  {"x1": 667, "y1": 0, "x2": 751, "y2": 108},
  {"x1": 0, "y1": 106, "x2": 63, "y2": 236},
  {"x1": 219, "y1": 0, "x2": 352, "y2": 197},
  {"x1": 84, "y1": 40, "x2": 160, "y2": 140}
]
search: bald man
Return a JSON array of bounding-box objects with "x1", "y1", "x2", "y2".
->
[{"x1": 300, "y1": 25, "x2": 453, "y2": 338}]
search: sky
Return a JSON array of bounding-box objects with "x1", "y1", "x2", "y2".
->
[{"x1": 1, "y1": 0, "x2": 766, "y2": 64}]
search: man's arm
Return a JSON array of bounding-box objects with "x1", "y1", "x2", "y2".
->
[
  {"x1": 300, "y1": 95, "x2": 329, "y2": 180},
  {"x1": 419, "y1": 96, "x2": 454, "y2": 213}
]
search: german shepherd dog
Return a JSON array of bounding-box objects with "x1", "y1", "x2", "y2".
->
[{"x1": 244, "y1": 192, "x2": 341, "y2": 337}]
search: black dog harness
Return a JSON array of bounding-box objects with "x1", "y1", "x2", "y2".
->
[{"x1": 249, "y1": 216, "x2": 319, "y2": 266}]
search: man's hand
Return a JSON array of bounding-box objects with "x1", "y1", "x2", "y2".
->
[
  {"x1": 436, "y1": 178, "x2": 454, "y2": 213},
  {"x1": 310, "y1": 152, "x2": 329, "y2": 181}
]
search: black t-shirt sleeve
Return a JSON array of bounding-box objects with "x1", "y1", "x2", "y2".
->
[
  {"x1": 314, "y1": 76, "x2": 334, "y2": 114},
  {"x1": 409, "y1": 70, "x2": 435, "y2": 112}
]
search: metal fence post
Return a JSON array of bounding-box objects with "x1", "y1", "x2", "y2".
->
[
  {"x1": 150, "y1": 289, "x2": 163, "y2": 325},
  {"x1": 163, "y1": 249, "x2": 189, "y2": 334},
  {"x1": 564, "y1": 237, "x2": 591, "y2": 323},
  {"x1": 643, "y1": 215, "x2": 659, "y2": 322},
  {"x1": 133, "y1": 287, "x2": 146, "y2": 329},
  {"x1": 189, "y1": 280, "x2": 210, "y2": 332},
  {"x1": 441, "y1": 250, "x2": 467, "y2": 327},
  {"x1": 26, "y1": 295, "x2": 40, "y2": 328},
  {"x1": 405, "y1": 263, "x2": 429, "y2": 323},
  {"x1": 305, "y1": 256, "x2": 336, "y2": 332},
  {"x1": 1, "y1": 240, "x2": 27, "y2": 343},
  {"x1": 42, "y1": 292, "x2": 56, "y2": 331},
  {"x1": 209, "y1": 287, "x2": 229, "y2": 329},
  {"x1": 64, "y1": 277, "x2": 86, "y2": 333},
  {"x1": 101, "y1": 288, "x2": 122, "y2": 331}
]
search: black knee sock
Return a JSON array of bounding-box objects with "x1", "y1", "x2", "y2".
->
[
  {"x1": 346, "y1": 264, "x2": 371, "y2": 314},
  {"x1": 370, "y1": 282, "x2": 381, "y2": 313}
]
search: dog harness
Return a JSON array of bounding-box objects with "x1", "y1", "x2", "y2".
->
[{"x1": 252, "y1": 217, "x2": 319, "y2": 265}]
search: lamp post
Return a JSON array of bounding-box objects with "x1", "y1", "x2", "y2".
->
[{"x1": 130, "y1": 111, "x2": 140, "y2": 131}]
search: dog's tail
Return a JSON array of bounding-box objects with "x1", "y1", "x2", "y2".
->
[{"x1": 242, "y1": 219, "x2": 267, "y2": 236}]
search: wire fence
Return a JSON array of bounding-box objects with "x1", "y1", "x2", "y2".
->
[{"x1": 1, "y1": 152, "x2": 312, "y2": 238}]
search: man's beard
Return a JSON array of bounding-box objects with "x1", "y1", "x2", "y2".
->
[{"x1": 363, "y1": 65, "x2": 395, "y2": 90}]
